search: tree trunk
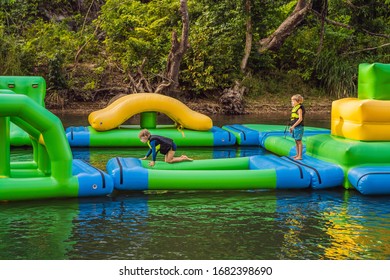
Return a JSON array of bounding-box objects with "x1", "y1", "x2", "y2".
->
[
  {"x1": 240, "y1": 0, "x2": 252, "y2": 72},
  {"x1": 156, "y1": 0, "x2": 189, "y2": 95},
  {"x1": 219, "y1": 81, "x2": 247, "y2": 115},
  {"x1": 317, "y1": 0, "x2": 328, "y2": 54},
  {"x1": 258, "y1": 0, "x2": 312, "y2": 53}
]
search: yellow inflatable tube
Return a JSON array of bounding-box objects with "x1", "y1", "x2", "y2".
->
[
  {"x1": 331, "y1": 98, "x2": 390, "y2": 141},
  {"x1": 88, "y1": 93, "x2": 213, "y2": 131}
]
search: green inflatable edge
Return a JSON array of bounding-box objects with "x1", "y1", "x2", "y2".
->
[
  {"x1": 88, "y1": 125, "x2": 215, "y2": 146},
  {"x1": 140, "y1": 157, "x2": 277, "y2": 190}
]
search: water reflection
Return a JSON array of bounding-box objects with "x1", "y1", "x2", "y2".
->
[
  {"x1": 68, "y1": 195, "x2": 149, "y2": 260},
  {"x1": 2, "y1": 190, "x2": 390, "y2": 260},
  {"x1": 0, "y1": 199, "x2": 78, "y2": 259},
  {"x1": 275, "y1": 191, "x2": 390, "y2": 260}
]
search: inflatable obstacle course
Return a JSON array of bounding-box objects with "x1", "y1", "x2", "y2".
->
[
  {"x1": 308, "y1": 63, "x2": 390, "y2": 193},
  {"x1": 0, "y1": 76, "x2": 46, "y2": 146},
  {"x1": 332, "y1": 63, "x2": 390, "y2": 141},
  {"x1": 0, "y1": 92, "x2": 113, "y2": 201},
  {"x1": 4, "y1": 62, "x2": 390, "y2": 199}
]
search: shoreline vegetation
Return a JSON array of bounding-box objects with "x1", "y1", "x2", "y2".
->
[
  {"x1": 49, "y1": 94, "x2": 333, "y2": 116},
  {"x1": 3, "y1": 1, "x2": 387, "y2": 119}
]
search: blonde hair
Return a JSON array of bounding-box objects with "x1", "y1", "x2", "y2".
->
[
  {"x1": 138, "y1": 129, "x2": 151, "y2": 139},
  {"x1": 291, "y1": 94, "x2": 304, "y2": 104}
]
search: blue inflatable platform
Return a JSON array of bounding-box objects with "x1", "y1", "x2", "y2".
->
[{"x1": 348, "y1": 166, "x2": 390, "y2": 195}]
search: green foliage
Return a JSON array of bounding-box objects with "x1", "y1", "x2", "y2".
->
[
  {"x1": 315, "y1": 50, "x2": 358, "y2": 98},
  {"x1": 181, "y1": 0, "x2": 245, "y2": 94},
  {"x1": 48, "y1": 52, "x2": 67, "y2": 90},
  {"x1": 268, "y1": 0, "x2": 390, "y2": 97},
  {"x1": 99, "y1": 0, "x2": 180, "y2": 74},
  {"x1": 22, "y1": 20, "x2": 76, "y2": 64},
  {"x1": 0, "y1": 27, "x2": 21, "y2": 74},
  {"x1": 241, "y1": 70, "x2": 324, "y2": 100},
  {"x1": 1, "y1": 0, "x2": 390, "y2": 100}
]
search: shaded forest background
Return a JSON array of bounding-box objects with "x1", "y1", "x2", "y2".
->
[{"x1": 0, "y1": 0, "x2": 389, "y2": 113}]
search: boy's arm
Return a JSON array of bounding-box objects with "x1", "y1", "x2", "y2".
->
[
  {"x1": 145, "y1": 148, "x2": 152, "y2": 158},
  {"x1": 149, "y1": 140, "x2": 157, "y2": 161},
  {"x1": 141, "y1": 142, "x2": 153, "y2": 160}
]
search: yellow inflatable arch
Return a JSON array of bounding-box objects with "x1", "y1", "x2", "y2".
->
[{"x1": 88, "y1": 93, "x2": 213, "y2": 131}]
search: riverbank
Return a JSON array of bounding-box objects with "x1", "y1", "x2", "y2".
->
[
  {"x1": 189, "y1": 95, "x2": 333, "y2": 115},
  {"x1": 49, "y1": 94, "x2": 333, "y2": 116}
]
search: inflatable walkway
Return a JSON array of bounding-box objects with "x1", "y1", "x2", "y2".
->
[
  {"x1": 106, "y1": 154, "x2": 344, "y2": 191},
  {"x1": 0, "y1": 92, "x2": 113, "y2": 201},
  {"x1": 66, "y1": 125, "x2": 235, "y2": 147}
]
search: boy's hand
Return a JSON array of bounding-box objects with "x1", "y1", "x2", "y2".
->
[{"x1": 148, "y1": 161, "x2": 155, "y2": 167}]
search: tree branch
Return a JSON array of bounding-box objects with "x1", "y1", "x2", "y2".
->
[
  {"x1": 311, "y1": 9, "x2": 390, "y2": 39},
  {"x1": 342, "y1": 42, "x2": 390, "y2": 55},
  {"x1": 258, "y1": 0, "x2": 312, "y2": 53}
]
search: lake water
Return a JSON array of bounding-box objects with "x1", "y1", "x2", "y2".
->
[{"x1": 2, "y1": 112, "x2": 390, "y2": 260}]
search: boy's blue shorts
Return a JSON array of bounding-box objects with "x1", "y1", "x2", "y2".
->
[{"x1": 292, "y1": 126, "x2": 304, "y2": 141}]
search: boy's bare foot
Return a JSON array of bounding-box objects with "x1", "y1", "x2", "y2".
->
[
  {"x1": 291, "y1": 155, "x2": 303, "y2": 160},
  {"x1": 181, "y1": 155, "x2": 193, "y2": 161}
]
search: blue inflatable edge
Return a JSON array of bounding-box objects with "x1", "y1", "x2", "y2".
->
[
  {"x1": 282, "y1": 156, "x2": 344, "y2": 189},
  {"x1": 73, "y1": 159, "x2": 113, "y2": 197},
  {"x1": 66, "y1": 126, "x2": 90, "y2": 147},
  {"x1": 249, "y1": 155, "x2": 311, "y2": 189},
  {"x1": 348, "y1": 165, "x2": 390, "y2": 195},
  {"x1": 106, "y1": 157, "x2": 149, "y2": 191},
  {"x1": 212, "y1": 126, "x2": 236, "y2": 146},
  {"x1": 222, "y1": 124, "x2": 260, "y2": 145}
]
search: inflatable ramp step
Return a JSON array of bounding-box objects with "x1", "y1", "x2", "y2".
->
[
  {"x1": 281, "y1": 156, "x2": 344, "y2": 189},
  {"x1": 222, "y1": 124, "x2": 260, "y2": 145},
  {"x1": 348, "y1": 166, "x2": 390, "y2": 195},
  {"x1": 73, "y1": 159, "x2": 114, "y2": 197},
  {"x1": 249, "y1": 155, "x2": 311, "y2": 189}
]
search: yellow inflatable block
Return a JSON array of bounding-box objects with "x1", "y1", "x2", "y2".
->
[
  {"x1": 89, "y1": 93, "x2": 213, "y2": 131},
  {"x1": 331, "y1": 98, "x2": 390, "y2": 141}
]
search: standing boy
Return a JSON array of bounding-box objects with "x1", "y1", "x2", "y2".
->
[{"x1": 289, "y1": 94, "x2": 305, "y2": 160}]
